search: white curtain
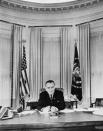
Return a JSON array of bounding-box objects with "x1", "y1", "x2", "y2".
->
[
  {"x1": 60, "y1": 27, "x2": 74, "y2": 98},
  {"x1": 78, "y1": 23, "x2": 90, "y2": 107},
  {"x1": 42, "y1": 27, "x2": 60, "y2": 88},
  {"x1": 29, "y1": 27, "x2": 42, "y2": 101},
  {"x1": 29, "y1": 26, "x2": 74, "y2": 101},
  {"x1": 0, "y1": 25, "x2": 12, "y2": 107},
  {"x1": 12, "y1": 24, "x2": 23, "y2": 108}
]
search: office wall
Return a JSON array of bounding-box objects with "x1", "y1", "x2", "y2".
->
[
  {"x1": 0, "y1": 22, "x2": 12, "y2": 106},
  {"x1": 90, "y1": 19, "x2": 103, "y2": 100}
]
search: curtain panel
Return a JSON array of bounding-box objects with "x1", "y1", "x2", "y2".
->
[
  {"x1": 0, "y1": 22, "x2": 12, "y2": 107},
  {"x1": 78, "y1": 23, "x2": 90, "y2": 107},
  {"x1": 60, "y1": 27, "x2": 74, "y2": 98},
  {"x1": 12, "y1": 24, "x2": 23, "y2": 108},
  {"x1": 29, "y1": 27, "x2": 42, "y2": 101}
]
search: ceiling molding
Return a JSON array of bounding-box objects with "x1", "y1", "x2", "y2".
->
[{"x1": 0, "y1": 0, "x2": 102, "y2": 13}]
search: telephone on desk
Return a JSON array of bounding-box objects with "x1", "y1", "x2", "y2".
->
[{"x1": 0, "y1": 107, "x2": 14, "y2": 120}]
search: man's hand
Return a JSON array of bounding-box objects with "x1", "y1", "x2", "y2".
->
[
  {"x1": 41, "y1": 106, "x2": 58, "y2": 113},
  {"x1": 50, "y1": 106, "x2": 58, "y2": 113},
  {"x1": 41, "y1": 106, "x2": 50, "y2": 112}
]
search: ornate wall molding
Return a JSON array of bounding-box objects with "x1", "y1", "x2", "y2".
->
[
  {"x1": 0, "y1": 21, "x2": 12, "y2": 39},
  {"x1": 0, "y1": 0, "x2": 102, "y2": 13},
  {"x1": 0, "y1": 0, "x2": 103, "y2": 27}
]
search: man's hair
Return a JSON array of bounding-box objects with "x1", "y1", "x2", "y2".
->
[{"x1": 45, "y1": 80, "x2": 55, "y2": 86}]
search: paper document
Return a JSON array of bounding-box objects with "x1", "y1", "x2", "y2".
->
[
  {"x1": 60, "y1": 109, "x2": 74, "y2": 113},
  {"x1": 74, "y1": 108, "x2": 87, "y2": 112},
  {"x1": 18, "y1": 110, "x2": 36, "y2": 116},
  {"x1": 93, "y1": 109, "x2": 103, "y2": 116},
  {"x1": 0, "y1": 107, "x2": 14, "y2": 120}
]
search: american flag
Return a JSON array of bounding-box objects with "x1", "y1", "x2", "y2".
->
[
  {"x1": 19, "y1": 46, "x2": 30, "y2": 108},
  {"x1": 71, "y1": 42, "x2": 82, "y2": 101}
]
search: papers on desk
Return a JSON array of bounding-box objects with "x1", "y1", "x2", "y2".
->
[
  {"x1": 93, "y1": 109, "x2": 103, "y2": 116},
  {"x1": 76, "y1": 108, "x2": 99, "y2": 112},
  {"x1": 84, "y1": 108, "x2": 99, "y2": 112},
  {"x1": 73, "y1": 108, "x2": 88, "y2": 112},
  {"x1": 60, "y1": 109, "x2": 74, "y2": 113},
  {"x1": 18, "y1": 110, "x2": 36, "y2": 117},
  {"x1": 60, "y1": 108, "x2": 100, "y2": 113},
  {"x1": 60, "y1": 108, "x2": 94, "y2": 113},
  {"x1": 0, "y1": 107, "x2": 14, "y2": 120},
  {"x1": 36, "y1": 108, "x2": 103, "y2": 116}
]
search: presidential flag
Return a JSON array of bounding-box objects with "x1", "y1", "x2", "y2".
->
[
  {"x1": 71, "y1": 42, "x2": 82, "y2": 101},
  {"x1": 19, "y1": 46, "x2": 30, "y2": 108}
]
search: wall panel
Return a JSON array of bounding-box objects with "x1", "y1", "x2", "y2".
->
[
  {"x1": 0, "y1": 22, "x2": 12, "y2": 106},
  {"x1": 90, "y1": 20, "x2": 103, "y2": 100}
]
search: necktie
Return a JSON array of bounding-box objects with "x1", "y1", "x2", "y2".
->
[{"x1": 50, "y1": 94, "x2": 52, "y2": 100}]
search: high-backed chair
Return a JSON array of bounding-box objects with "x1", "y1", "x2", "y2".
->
[
  {"x1": 95, "y1": 98, "x2": 103, "y2": 107},
  {"x1": 91, "y1": 98, "x2": 103, "y2": 108}
]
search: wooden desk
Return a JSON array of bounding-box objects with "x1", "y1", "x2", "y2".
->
[{"x1": 0, "y1": 111, "x2": 103, "y2": 131}]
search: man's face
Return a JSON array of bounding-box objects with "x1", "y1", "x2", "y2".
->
[{"x1": 45, "y1": 82, "x2": 55, "y2": 95}]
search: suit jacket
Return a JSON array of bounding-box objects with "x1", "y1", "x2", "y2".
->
[{"x1": 37, "y1": 89, "x2": 65, "y2": 110}]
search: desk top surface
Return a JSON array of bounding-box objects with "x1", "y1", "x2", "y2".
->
[{"x1": 0, "y1": 110, "x2": 103, "y2": 129}]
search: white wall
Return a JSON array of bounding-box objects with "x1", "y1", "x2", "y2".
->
[
  {"x1": 0, "y1": 22, "x2": 12, "y2": 106},
  {"x1": 90, "y1": 20, "x2": 103, "y2": 100}
]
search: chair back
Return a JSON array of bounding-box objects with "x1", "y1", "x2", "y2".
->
[
  {"x1": 95, "y1": 98, "x2": 103, "y2": 107},
  {"x1": 55, "y1": 88, "x2": 63, "y2": 92},
  {"x1": 40, "y1": 88, "x2": 45, "y2": 93}
]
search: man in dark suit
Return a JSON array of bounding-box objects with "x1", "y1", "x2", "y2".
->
[{"x1": 37, "y1": 80, "x2": 65, "y2": 112}]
